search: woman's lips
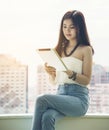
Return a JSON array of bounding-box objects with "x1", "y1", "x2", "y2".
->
[{"x1": 66, "y1": 34, "x2": 71, "y2": 37}]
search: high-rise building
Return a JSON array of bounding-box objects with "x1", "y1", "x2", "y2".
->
[
  {"x1": 36, "y1": 65, "x2": 57, "y2": 95},
  {"x1": 90, "y1": 64, "x2": 109, "y2": 85},
  {"x1": 88, "y1": 83, "x2": 109, "y2": 113},
  {"x1": 88, "y1": 64, "x2": 109, "y2": 113},
  {"x1": 0, "y1": 54, "x2": 28, "y2": 114}
]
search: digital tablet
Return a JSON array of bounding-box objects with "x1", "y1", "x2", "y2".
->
[{"x1": 36, "y1": 48, "x2": 68, "y2": 71}]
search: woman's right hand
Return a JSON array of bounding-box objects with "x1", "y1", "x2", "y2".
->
[{"x1": 44, "y1": 63, "x2": 56, "y2": 77}]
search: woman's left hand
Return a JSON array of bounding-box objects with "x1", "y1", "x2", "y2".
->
[{"x1": 63, "y1": 70, "x2": 73, "y2": 78}]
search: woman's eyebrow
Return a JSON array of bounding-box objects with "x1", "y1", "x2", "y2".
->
[{"x1": 63, "y1": 24, "x2": 74, "y2": 26}]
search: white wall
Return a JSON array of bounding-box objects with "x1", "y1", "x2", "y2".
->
[{"x1": 0, "y1": 114, "x2": 109, "y2": 130}]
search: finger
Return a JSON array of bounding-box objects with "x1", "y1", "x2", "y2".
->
[
  {"x1": 46, "y1": 65, "x2": 56, "y2": 70},
  {"x1": 44, "y1": 62, "x2": 48, "y2": 67}
]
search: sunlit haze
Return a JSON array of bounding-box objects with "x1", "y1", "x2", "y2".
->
[{"x1": 0, "y1": 0, "x2": 109, "y2": 86}]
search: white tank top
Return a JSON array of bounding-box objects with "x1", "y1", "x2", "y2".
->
[{"x1": 55, "y1": 57, "x2": 83, "y2": 85}]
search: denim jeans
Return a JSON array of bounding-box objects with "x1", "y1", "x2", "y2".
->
[{"x1": 31, "y1": 83, "x2": 89, "y2": 130}]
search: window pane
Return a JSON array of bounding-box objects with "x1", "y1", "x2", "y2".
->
[{"x1": 0, "y1": 0, "x2": 109, "y2": 114}]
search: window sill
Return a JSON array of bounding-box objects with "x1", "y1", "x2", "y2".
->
[
  {"x1": 0, "y1": 113, "x2": 109, "y2": 119},
  {"x1": 0, "y1": 113, "x2": 109, "y2": 130}
]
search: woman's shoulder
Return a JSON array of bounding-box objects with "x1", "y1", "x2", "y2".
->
[
  {"x1": 78, "y1": 45, "x2": 93, "y2": 60},
  {"x1": 79, "y1": 45, "x2": 92, "y2": 53}
]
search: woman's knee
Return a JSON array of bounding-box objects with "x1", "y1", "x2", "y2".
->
[
  {"x1": 35, "y1": 94, "x2": 51, "y2": 108},
  {"x1": 42, "y1": 110, "x2": 55, "y2": 124},
  {"x1": 36, "y1": 94, "x2": 46, "y2": 103}
]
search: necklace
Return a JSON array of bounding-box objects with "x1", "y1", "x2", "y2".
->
[{"x1": 64, "y1": 44, "x2": 78, "y2": 57}]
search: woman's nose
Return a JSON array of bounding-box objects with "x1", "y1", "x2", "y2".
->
[{"x1": 66, "y1": 27, "x2": 70, "y2": 32}]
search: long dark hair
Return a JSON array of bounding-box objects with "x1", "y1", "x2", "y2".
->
[{"x1": 55, "y1": 10, "x2": 94, "y2": 56}]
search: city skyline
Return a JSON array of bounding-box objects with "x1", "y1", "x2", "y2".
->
[
  {"x1": 0, "y1": 54, "x2": 109, "y2": 114},
  {"x1": 0, "y1": 0, "x2": 109, "y2": 114}
]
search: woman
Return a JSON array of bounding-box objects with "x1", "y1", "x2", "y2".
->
[{"x1": 31, "y1": 10, "x2": 94, "y2": 130}]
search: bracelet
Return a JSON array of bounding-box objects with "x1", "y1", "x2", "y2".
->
[
  {"x1": 68, "y1": 71, "x2": 77, "y2": 81},
  {"x1": 72, "y1": 71, "x2": 77, "y2": 80},
  {"x1": 68, "y1": 72, "x2": 74, "y2": 79}
]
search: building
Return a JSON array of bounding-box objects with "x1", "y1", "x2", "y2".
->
[
  {"x1": 88, "y1": 83, "x2": 109, "y2": 113},
  {"x1": 90, "y1": 64, "x2": 109, "y2": 85},
  {"x1": 0, "y1": 54, "x2": 28, "y2": 114},
  {"x1": 88, "y1": 64, "x2": 109, "y2": 114},
  {"x1": 36, "y1": 65, "x2": 57, "y2": 95}
]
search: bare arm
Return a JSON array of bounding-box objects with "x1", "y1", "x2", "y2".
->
[
  {"x1": 65, "y1": 46, "x2": 93, "y2": 86},
  {"x1": 75, "y1": 46, "x2": 93, "y2": 85}
]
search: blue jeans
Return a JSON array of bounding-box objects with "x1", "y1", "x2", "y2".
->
[{"x1": 31, "y1": 83, "x2": 89, "y2": 130}]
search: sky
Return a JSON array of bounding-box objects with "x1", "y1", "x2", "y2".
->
[
  {"x1": 0, "y1": 0, "x2": 109, "y2": 85},
  {"x1": 0, "y1": 0, "x2": 109, "y2": 66}
]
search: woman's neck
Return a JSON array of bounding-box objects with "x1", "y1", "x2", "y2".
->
[{"x1": 68, "y1": 40, "x2": 77, "y2": 48}]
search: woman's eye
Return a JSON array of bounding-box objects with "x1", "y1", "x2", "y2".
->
[
  {"x1": 70, "y1": 26, "x2": 75, "y2": 29},
  {"x1": 63, "y1": 26, "x2": 75, "y2": 29},
  {"x1": 63, "y1": 26, "x2": 67, "y2": 28}
]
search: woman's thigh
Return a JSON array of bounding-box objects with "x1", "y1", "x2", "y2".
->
[{"x1": 40, "y1": 94, "x2": 84, "y2": 116}]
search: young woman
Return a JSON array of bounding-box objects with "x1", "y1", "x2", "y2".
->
[{"x1": 31, "y1": 10, "x2": 94, "y2": 130}]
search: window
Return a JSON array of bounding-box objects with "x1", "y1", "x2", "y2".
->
[{"x1": 0, "y1": 0, "x2": 109, "y2": 114}]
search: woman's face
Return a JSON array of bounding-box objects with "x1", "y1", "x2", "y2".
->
[{"x1": 62, "y1": 19, "x2": 77, "y2": 41}]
